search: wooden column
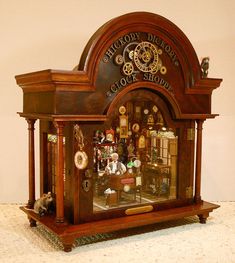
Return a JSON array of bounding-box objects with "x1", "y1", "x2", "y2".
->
[
  {"x1": 54, "y1": 121, "x2": 65, "y2": 223},
  {"x1": 26, "y1": 119, "x2": 36, "y2": 208},
  {"x1": 194, "y1": 119, "x2": 204, "y2": 204}
]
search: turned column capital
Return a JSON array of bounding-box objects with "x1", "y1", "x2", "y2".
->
[
  {"x1": 26, "y1": 118, "x2": 36, "y2": 129},
  {"x1": 53, "y1": 121, "x2": 66, "y2": 131},
  {"x1": 196, "y1": 119, "x2": 204, "y2": 130}
]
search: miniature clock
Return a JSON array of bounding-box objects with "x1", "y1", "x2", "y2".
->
[
  {"x1": 132, "y1": 123, "x2": 140, "y2": 133},
  {"x1": 74, "y1": 150, "x2": 88, "y2": 170}
]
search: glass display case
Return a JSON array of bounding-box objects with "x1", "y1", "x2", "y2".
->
[
  {"x1": 16, "y1": 12, "x2": 222, "y2": 252},
  {"x1": 92, "y1": 99, "x2": 178, "y2": 211}
]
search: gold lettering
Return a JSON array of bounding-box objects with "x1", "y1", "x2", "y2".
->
[
  {"x1": 132, "y1": 73, "x2": 138, "y2": 82},
  {"x1": 147, "y1": 33, "x2": 154, "y2": 42},
  {"x1": 110, "y1": 84, "x2": 119, "y2": 93},
  {"x1": 120, "y1": 77, "x2": 127, "y2": 86},
  {"x1": 134, "y1": 32, "x2": 140, "y2": 40},
  {"x1": 105, "y1": 48, "x2": 115, "y2": 59},
  {"x1": 165, "y1": 45, "x2": 171, "y2": 53},
  {"x1": 124, "y1": 34, "x2": 131, "y2": 43},
  {"x1": 119, "y1": 37, "x2": 126, "y2": 46},
  {"x1": 113, "y1": 41, "x2": 121, "y2": 49},
  {"x1": 126, "y1": 75, "x2": 132, "y2": 84},
  {"x1": 160, "y1": 40, "x2": 165, "y2": 49}
]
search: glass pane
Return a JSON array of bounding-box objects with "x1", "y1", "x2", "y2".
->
[{"x1": 93, "y1": 101, "x2": 178, "y2": 212}]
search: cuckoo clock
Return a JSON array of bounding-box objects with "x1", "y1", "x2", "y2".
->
[{"x1": 16, "y1": 12, "x2": 222, "y2": 252}]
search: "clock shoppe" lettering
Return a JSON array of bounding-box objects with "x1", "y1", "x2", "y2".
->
[{"x1": 108, "y1": 73, "x2": 172, "y2": 95}]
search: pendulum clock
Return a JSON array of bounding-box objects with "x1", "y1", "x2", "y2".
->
[{"x1": 16, "y1": 12, "x2": 222, "y2": 252}]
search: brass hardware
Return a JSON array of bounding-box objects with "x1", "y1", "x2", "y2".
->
[
  {"x1": 187, "y1": 128, "x2": 195, "y2": 141},
  {"x1": 82, "y1": 179, "x2": 91, "y2": 192},
  {"x1": 74, "y1": 125, "x2": 88, "y2": 170},
  {"x1": 125, "y1": 205, "x2": 153, "y2": 215},
  {"x1": 122, "y1": 62, "x2": 134, "y2": 75}
]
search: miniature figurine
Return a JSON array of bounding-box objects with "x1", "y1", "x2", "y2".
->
[
  {"x1": 34, "y1": 192, "x2": 53, "y2": 217},
  {"x1": 200, "y1": 57, "x2": 210, "y2": 78},
  {"x1": 94, "y1": 130, "x2": 105, "y2": 143},
  {"x1": 105, "y1": 153, "x2": 126, "y2": 175}
]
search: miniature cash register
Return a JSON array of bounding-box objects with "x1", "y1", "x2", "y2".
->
[{"x1": 16, "y1": 12, "x2": 222, "y2": 252}]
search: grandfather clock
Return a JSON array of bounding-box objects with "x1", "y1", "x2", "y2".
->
[{"x1": 16, "y1": 12, "x2": 222, "y2": 252}]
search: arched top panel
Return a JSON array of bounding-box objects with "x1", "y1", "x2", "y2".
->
[
  {"x1": 78, "y1": 11, "x2": 199, "y2": 89},
  {"x1": 76, "y1": 12, "x2": 221, "y2": 117},
  {"x1": 16, "y1": 12, "x2": 222, "y2": 118}
]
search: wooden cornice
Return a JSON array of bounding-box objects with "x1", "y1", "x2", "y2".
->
[
  {"x1": 186, "y1": 78, "x2": 223, "y2": 95},
  {"x1": 15, "y1": 69, "x2": 95, "y2": 92},
  {"x1": 17, "y1": 112, "x2": 217, "y2": 121},
  {"x1": 18, "y1": 112, "x2": 107, "y2": 122}
]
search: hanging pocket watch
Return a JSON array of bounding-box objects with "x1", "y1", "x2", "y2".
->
[
  {"x1": 74, "y1": 124, "x2": 88, "y2": 170},
  {"x1": 74, "y1": 150, "x2": 88, "y2": 170}
]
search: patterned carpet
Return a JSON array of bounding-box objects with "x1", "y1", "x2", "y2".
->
[{"x1": 0, "y1": 202, "x2": 235, "y2": 263}]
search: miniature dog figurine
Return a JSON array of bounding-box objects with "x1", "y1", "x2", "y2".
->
[{"x1": 34, "y1": 192, "x2": 53, "y2": 217}]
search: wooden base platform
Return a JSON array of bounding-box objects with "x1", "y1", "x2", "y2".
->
[{"x1": 20, "y1": 201, "x2": 219, "y2": 252}]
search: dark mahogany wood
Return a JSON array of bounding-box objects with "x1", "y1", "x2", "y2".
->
[
  {"x1": 26, "y1": 119, "x2": 36, "y2": 208},
  {"x1": 195, "y1": 120, "x2": 204, "y2": 203},
  {"x1": 16, "y1": 12, "x2": 222, "y2": 251},
  {"x1": 21, "y1": 201, "x2": 219, "y2": 251},
  {"x1": 54, "y1": 121, "x2": 65, "y2": 223}
]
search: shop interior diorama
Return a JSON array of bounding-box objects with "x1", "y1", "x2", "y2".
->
[{"x1": 16, "y1": 12, "x2": 222, "y2": 252}]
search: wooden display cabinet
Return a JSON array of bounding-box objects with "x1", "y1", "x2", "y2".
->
[{"x1": 16, "y1": 12, "x2": 222, "y2": 252}]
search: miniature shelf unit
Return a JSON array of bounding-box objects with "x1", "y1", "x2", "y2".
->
[{"x1": 16, "y1": 12, "x2": 222, "y2": 252}]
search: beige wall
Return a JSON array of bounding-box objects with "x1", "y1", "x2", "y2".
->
[{"x1": 0, "y1": 0, "x2": 234, "y2": 202}]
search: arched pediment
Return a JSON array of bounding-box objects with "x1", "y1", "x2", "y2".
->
[
  {"x1": 16, "y1": 12, "x2": 222, "y2": 118},
  {"x1": 76, "y1": 12, "x2": 221, "y2": 117},
  {"x1": 79, "y1": 12, "x2": 199, "y2": 89}
]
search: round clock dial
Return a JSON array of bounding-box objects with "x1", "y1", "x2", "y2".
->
[
  {"x1": 144, "y1": 108, "x2": 149, "y2": 115},
  {"x1": 119, "y1": 106, "x2": 126, "y2": 115},
  {"x1": 74, "y1": 151, "x2": 88, "y2": 170},
  {"x1": 133, "y1": 159, "x2": 141, "y2": 168},
  {"x1": 134, "y1": 42, "x2": 159, "y2": 73},
  {"x1": 132, "y1": 123, "x2": 140, "y2": 133}
]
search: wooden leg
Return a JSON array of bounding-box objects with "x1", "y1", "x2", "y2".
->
[
  {"x1": 198, "y1": 212, "x2": 209, "y2": 224},
  {"x1": 61, "y1": 237, "x2": 75, "y2": 252}
]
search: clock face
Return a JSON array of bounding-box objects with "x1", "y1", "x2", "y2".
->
[
  {"x1": 134, "y1": 42, "x2": 159, "y2": 73},
  {"x1": 133, "y1": 159, "x2": 141, "y2": 168},
  {"x1": 119, "y1": 106, "x2": 126, "y2": 115},
  {"x1": 144, "y1": 108, "x2": 149, "y2": 115},
  {"x1": 132, "y1": 123, "x2": 140, "y2": 133},
  {"x1": 74, "y1": 150, "x2": 88, "y2": 170}
]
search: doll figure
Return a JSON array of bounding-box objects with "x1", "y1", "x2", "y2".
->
[{"x1": 105, "y1": 153, "x2": 126, "y2": 176}]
